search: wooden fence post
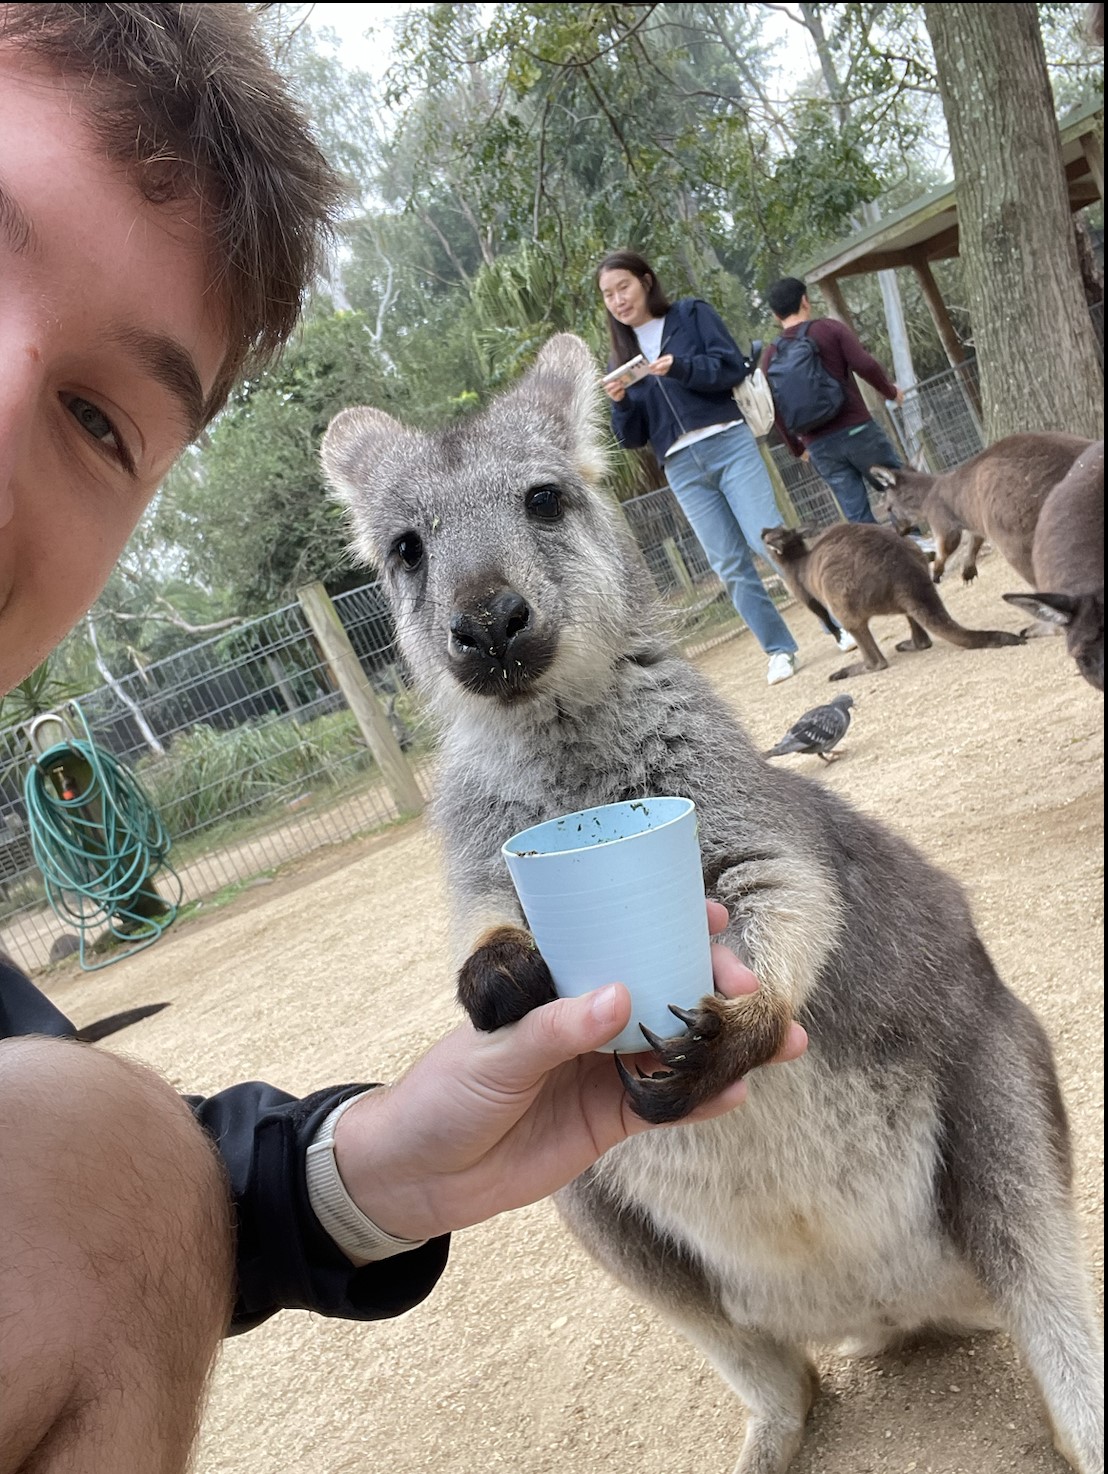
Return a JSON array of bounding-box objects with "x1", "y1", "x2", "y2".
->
[
  {"x1": 296, "y1": 582, "x2": 424, "y2": 819},
  {"x1": 758, "y1": 442, "x2": 803, "y2": 527}
]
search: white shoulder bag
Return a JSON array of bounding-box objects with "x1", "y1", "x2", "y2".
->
[{"x1": 732, "y1": 361, "x2": 776, "y2": 439}]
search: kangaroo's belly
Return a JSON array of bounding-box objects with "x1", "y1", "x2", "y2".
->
[{"x1": 586, "y1": 1053, "x2": 992, "y2": 1346}]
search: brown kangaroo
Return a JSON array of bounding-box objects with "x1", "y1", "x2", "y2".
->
[
  {"x1": 869, "y1": 432, "x2": 1092, "y2": 585},
  {"x1": 761, "y1": 523, "x2": 1024, "y2": 681},
  {"x1": 1003, "y1": 440, "x2": 1105, "y2": 691}
]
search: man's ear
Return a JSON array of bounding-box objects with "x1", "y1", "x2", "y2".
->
[
  {"x1": 1002, "y1": 591, "x2": 1077, "y2": 627},
  {"x1": 320, "y1": 406, "x2": 412, "y2": 508},
  {"x1": 512, "y1": 333, "x2": 609, "y2": 485}
]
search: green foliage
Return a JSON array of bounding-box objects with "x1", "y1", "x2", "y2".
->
[
  {"x1": 137, "y1": 710, "x2": 374, "y2": 839},
  {"x1": 0, "y1": 660, "x2": 85, "y2": 727},
  {"x1": 157, "y1": 308, "x2": 395, "y2": 607}
]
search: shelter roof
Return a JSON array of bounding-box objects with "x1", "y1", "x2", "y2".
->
[{"x1": 802, "y1": 98, "x2": 1103, "y2": 284}]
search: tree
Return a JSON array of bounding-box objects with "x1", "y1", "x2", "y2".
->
[{"x1": 924, "y1": 3, "x2": 1104, "y2": 442}]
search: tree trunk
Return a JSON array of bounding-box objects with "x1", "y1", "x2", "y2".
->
[{"x1": 924, "y1": 3, "x2": 1104, "y2": 443}]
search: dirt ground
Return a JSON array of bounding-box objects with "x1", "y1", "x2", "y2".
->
[{"x1": 39, "y1": 550, "x2": 1103, "y2": 1474}]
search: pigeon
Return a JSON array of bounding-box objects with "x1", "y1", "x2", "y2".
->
[{"x1": 766, "y1": 693, "x2": 854, "y2": 762}]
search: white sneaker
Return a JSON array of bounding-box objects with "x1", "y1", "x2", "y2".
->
[
  {"x1": 836, "y1": 629, "x2": 858, "y2": 653},
  {"x1": 767, "y1": 651, "x2": 798, "y2": 685},
  {"x1": 910, "y1": 534, "x2": 937, "y2": 557}
]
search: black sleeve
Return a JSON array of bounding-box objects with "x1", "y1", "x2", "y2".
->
[
  {"x1": 1, "y1": 960, "x2": 449, "y2": 1335},
  {"x1": 0, "y1": 957, "x2": 77, "y2": 1039},
  {"x1": 187, "y1": 1082, "x2": 451, "y2": 1334}
]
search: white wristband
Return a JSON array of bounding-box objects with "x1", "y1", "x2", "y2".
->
[{"x1": 305, "y1": 1092, "x2": 428, "y2": 1266}]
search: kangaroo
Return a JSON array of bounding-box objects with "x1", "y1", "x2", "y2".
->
[
  {"x1": 321, "y1": 335, "x2": 1103, "y2": 1474},
  {"x1": 1003, "y1": 441, "x2": 1105, "y2": 691},
  {"x1": 869, "y1": 432, "x2": 1092, "y2": 586},
  {"x1": 761, "y1": 522, "x2": 1023, "y2": 680}
]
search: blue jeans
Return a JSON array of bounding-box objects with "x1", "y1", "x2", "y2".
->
[
  {"x1": 807, "y1": 420, "x2": 902, "y2": 524},
  {"x1": 664, "y1": 424, "x2": 798, "y2": 657}
]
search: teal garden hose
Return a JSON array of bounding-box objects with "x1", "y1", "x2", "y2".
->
[{"x1": 24, "y1": 712, "x2": 180, "y2": 970}]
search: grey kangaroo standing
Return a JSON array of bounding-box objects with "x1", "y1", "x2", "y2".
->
[
  {"x1": 321, "y1": 336, "x2": 1102, "y2": 1474},
  {"x1": 761, "y1": 522, "x2": 1023, "y2": 681},
  {"x1": 871, "y1": 432, "x2": 1092, "y2": 586},
  {"x1": 1003, "y1": 440, "x2": 1105, "y2": 691}
]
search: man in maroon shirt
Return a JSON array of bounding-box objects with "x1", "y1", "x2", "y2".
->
[{"x1": 763, "y1": 277, "x2": 905, "y2": 524}]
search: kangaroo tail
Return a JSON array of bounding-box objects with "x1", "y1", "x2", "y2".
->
[{"x1": 905, "y1": 583, "x2": 1024, "y2": 650}]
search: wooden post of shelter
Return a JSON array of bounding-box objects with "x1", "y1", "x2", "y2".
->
[
  {"x1": 296, "y1": 582, "x2": 424, "y2": 819},
  {"x1": 908, "y1": 254, "x2": 984, "y2": 429}
]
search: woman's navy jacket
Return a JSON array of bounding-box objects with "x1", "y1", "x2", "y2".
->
[{"x1": 608, "y1": 297, "x2": 752, "y2": 461}]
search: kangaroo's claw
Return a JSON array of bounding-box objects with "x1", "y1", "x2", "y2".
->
[{"x1": 615, "y1": 992, "x2": 792, "y2": 1125}]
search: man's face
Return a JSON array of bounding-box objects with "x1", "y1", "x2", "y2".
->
[{"x1": 0, "y1": 50, "x2": 227, "y2": 692}]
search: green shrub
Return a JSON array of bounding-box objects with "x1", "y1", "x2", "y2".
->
[{"x1": 137, "y1": 712, "x2": 375, "y2": 838}]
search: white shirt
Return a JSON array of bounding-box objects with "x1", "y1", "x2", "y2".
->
[{"x1": 633, "y1": 315, "x2": 741, "y2": 458}]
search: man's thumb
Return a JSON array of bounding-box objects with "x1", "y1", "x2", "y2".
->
[{"x1": 515, "y1": 983, "x2": 633, "y2": 1068}]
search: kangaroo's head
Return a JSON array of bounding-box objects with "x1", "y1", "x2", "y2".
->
[
  {"x1": 320, "y1": 334, "x2": 659, "y2": 720},
  {"x1": 761, "y1": 526, "x2": 809, "y2": 563},
  {"x1": 869, "y1": 464, "x2": 930, "y2": 529},
  {"x1": 1003, "y1": 589, "x2": 1105, "y2": 691}
]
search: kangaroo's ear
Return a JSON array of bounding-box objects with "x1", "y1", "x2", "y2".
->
[
  {"x1": 1002, "y1": 591, "x2": 1077, "y2": 627},
  {"x1": 514, "y1": 333, "x2": 608, "y2": 485},
  {"x1": 868, "y1": 464, "x2": 898, "y2": 489},
  {"x1": 320, "y1": 406, "x2": 413, "y2": 507}
]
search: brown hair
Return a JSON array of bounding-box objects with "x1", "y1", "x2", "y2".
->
[
  {"x1": 596, "y1": 250, "x2": 673, "y2": 367},
  {"x1": 0, "y1": 2, "x2": 344, "y2": 424}
]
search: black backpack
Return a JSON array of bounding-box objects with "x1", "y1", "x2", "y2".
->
[{"x1": 766, "y1": 322, "x2": 845, "y2": 436}]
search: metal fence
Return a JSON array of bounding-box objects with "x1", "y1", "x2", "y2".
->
[
  {"x1": 0, "y1": 588, "x2": 435, "y2": 973},
  {"x1": 0, "y1": 355, "x2": 997, "y2": 975}
]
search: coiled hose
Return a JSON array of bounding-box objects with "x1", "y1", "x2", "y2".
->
[{"x1": 24, "y1": 713, "x2": 180, "y2": 971}]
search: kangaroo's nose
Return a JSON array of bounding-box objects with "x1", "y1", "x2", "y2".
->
[{"x1": 450, "y1": 589, "x2": 531, "y2": 663}]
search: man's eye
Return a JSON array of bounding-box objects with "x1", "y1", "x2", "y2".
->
[
  {"x1": 63, "y1": 395, "x2": 123, "y2": 454},
  {"x1": 525, "y1": 484, "x2": 563, "y2": 521}
]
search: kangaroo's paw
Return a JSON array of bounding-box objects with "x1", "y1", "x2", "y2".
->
[
  {"x1": 962, "y1": 566, "x2": 978, "y2": 584},
  {"x1": 830, "y1": 659, "x2": 884, "y2": 680},
  {"x1": 615, "y1": 991, "x2": 792, "y2": 1125},
  {"x1": 456, "y1": 924, "x2": 556, "y2": 1031}
]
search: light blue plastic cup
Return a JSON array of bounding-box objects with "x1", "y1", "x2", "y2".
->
[{"x1": 501, "y1": 797, "x2": 713, "y2": 1054}]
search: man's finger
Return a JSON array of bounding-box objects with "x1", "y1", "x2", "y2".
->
[
  {"x1": 710, "y1": 942, "x2": 759, "y2": 997},
  {"x1": 496, "y1": 985, "x2": 634, "y2": 1080}
]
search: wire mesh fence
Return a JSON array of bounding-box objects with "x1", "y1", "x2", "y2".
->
[{"x1": 0, "y1": 590, "x2": 435, "y2": 974}]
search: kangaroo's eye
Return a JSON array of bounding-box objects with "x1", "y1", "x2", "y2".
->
[
  {"x1": 525, "y1": 484, "x2": 563, "y2": 522},
  {"x1": 392, "y1": 532, "x2": 424, "y2": 569}
]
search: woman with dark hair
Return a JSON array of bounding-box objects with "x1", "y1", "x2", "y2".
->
[{"x1": 597, "y1": 251, "x2": 853, "y2": 684}]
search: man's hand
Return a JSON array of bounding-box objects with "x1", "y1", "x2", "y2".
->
[{"x1": 333, "y1": 901, "x2": 807, "y2": 1242}]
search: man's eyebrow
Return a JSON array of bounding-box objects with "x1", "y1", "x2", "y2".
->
[
  {"x1": 111, "y1": 327, "x2": 207, "y2": 441},
  {"x1": 0, "y1": 179, "x2": 39, "y2": 257}
]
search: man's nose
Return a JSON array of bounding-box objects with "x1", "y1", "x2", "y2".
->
[{"x1": 0, "y1": 337, "x2": 43, "y2": 529}]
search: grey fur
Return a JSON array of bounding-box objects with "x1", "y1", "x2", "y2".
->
[
  {"x1": 1003, "y1": 440, "x2": 1104, "y2": 691},
  {"x1": 870, "y1": 432, "x2": 1092, "y2": 586},
  {"x1": 322, "y1": 335, "x2": 1103, "y2": 1474}
]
